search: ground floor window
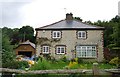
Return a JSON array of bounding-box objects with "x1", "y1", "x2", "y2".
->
[
  {"x1": 76, "y1": 46, "x2": 96, "y2": 58},
  {"x1": 56, "y1": 46, "x2": 65, "y2": 54},
  {"x1": 42, "y1": 46, "x2": 50, "y2": 54}
]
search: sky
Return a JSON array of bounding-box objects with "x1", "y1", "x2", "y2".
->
[{"x1": 0, "y1": 0, "x2": 120, "y2": 29}]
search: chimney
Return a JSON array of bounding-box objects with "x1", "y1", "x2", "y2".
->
[{"x1": 66, "y1": 13, "x2": 73, "y2": 20}]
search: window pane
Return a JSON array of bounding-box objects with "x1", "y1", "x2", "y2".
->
[
  {"x1": 46, "y1": 47, "x2": 49, "y2": 52},
  {"x1": 53, "y1": 32, "x2": 56, "y2": 37},
  {"x1": 92, "y1": 51, "x2": 96, "y2": 57},
  {"x1": 57, "y1": 48, "x2": 60, "y2": 53},
  {"x1": 61, "y1": 48, "x2": 64, "y2": 53},
  {"x1": 57, "y1": 32, "x2": 60, "y2": 37},
  {"x1": 78, "y1": 32, "x2": 81, "y2": 37},
  {"x1": 82, "y1": 32, "x2": 85, "y2": 37},
  {"x1": 43, "y1": 47, "x2": 45, "y2": 52},
  {"x1": 82, "y1": 52, "x2": 86, "y2": 57}
]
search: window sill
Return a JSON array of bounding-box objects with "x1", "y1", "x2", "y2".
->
[
  {"x1": 56, "y1": 53, "x2": 65, "y2": 55},
  {"x1": 77, "y1": 38, "x2": 87, "y2": 40},
  {"x1": 42, "y1": 53, "x2": 50, "y2": 54}
]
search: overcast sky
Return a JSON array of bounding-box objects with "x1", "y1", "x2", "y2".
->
[{"x1": 0, "y1": 0, "x2": 120, "y2": 29}]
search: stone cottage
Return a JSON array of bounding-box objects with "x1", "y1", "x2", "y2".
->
[{"x1": 35, "y1": 13, "x2": 104, "y2": 62}]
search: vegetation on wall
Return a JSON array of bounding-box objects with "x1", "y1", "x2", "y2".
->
[{"x1": 36, "y1": 37, "x2": 61, "y2": 46}]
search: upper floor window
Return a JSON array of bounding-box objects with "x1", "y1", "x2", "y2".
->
[
  {"x1": 42, "y1": 46, "x2": 50, "y2": 54},
  {"x1": 56, "y1": 46, "x2": 65, "y2": 54},
  {"x1": 78, "y1": 31, "x2": 86, "y2": 39},
  {"x1": 52, "y1": 31, "x2": 61, "y2": 39}
]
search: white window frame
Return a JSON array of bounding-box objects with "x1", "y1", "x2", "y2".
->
[
  {"x1": 42, "y1": 46, "x2": 50, "y2": 54},
  {"x1": 78, "y1": 31, "x2": 86, "y2": 39},
  {"x1": 56, "y1": 46, "x2": 65, "y2": 54},
  {"x1": 52, "y1": 31, "x2": 61, "y2": 39},
  {"x1": 76, "y1": 46, "x2": 96, "y2": 58}
]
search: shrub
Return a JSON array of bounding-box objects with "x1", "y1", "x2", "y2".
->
[
  {"x1": 77, "y1": 58, "x2": 83, "y2": 64},
  {"x1": 68, "y1": 58, "x2": 79, "y2": 69},
  {"x1": 60, "y1": 55, "x2": 68, "y2": 62},
  {"x1": 18, "y1": 61, "x2": 29, "y2": 69},
  {"x1": 2, "y1": 60, "x2": 29, "y2": 69},
  {"x1": 30, "y1": 57, "x2": 51, "y2": 70},
  {"x1": 2, "y1": 60, "x2": 18, "y2": 69},
  {"x1": 109, "y1": 57, "x2": 120, "y2": 66}
]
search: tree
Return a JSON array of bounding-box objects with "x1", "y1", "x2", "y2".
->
[
  {"x1": 110, "y1": 15, "x2": 120, "y2": 47},
  {"x1": 2, "y1": 31, "x2": 15, "y2": 67},
  {"x1": 18, "y1": 25, "x2": 35, "y2": 43},
  {"x1": 11, "y1": 28, "x2": 19, "y2": 45},
  {"x1": 74, "y1": 17, "x2": 83, "y2": 22}
]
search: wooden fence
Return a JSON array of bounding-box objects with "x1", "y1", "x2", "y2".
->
[{"x1": 0, "y1": 68, "x2": 90, "y2": 74}]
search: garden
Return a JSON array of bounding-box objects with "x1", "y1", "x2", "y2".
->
[{"x1": 3, "y1": 56, "x2": 118, "y2": 77}]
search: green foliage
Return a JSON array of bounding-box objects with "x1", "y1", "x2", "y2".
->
[
  {"x1": 2, "y1": 33, "x2": 15, "y2": 65},
  {"x1": 92, "y1": 15, "x2": 120, "y2": 48},
  {"x1": 51, "y1": 61, "x2": 68, "y2": 69},
  {"x1": 2, "y1": 26, "x2": 35, "y2": 45},
  {"x1": 77, "y1": 58, "x2": 83, "y2": 64},
  {"x1": 2, "y1": 60, "x2": 29, "y2": 69},
  {"x1": 30, "y1": 57, "x2": 51, "y2": 70},
  {"x1": 60, "y1": 55, "x2": 68, "y2": 62},
  {"x1": 99, "y1": 63, "x2": 116, "y2": 69},
  {"x1": 109, "y1": 57, "x2": 120, "y2": 66},
  {"x1": 19, "y1": 25, "x2": 35, "y2": 43},
  {"x1": 18, "y1": 61, "x2": 29, "y2": 69},
  {"x1": 74, "y1": 17, "x2": 83, "y2": 21},
  {"x1": 68, "y1": 58, "x2": 79, "y2": 69}
]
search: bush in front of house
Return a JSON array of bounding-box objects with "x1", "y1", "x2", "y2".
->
[
  {"x1": 60, "y1": 55, "x2": 68, "y2": 62},
  {"x1": 2, "y1": 60, "x2": 19, "y2": 69},
  {"x1": 67, "y1": 58, "x2": 79, "y2": 69},
  {"x1": 109, "y1": 57, "x2": 120, "y2": 67},
  {"x1": 30, "y1": 57, "x2": 51, "y2": 70},
  {"x1": 77, "y1": 58, "x2": 83, "y2": 64},
  {"x1": 18, "y1": 61, "x2": 29, "y2": 69},
  {"x1": 2, "y1": 60, "x2": 29, "y2": 69}
]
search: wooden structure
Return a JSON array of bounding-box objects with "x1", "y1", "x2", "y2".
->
[
  {"x1": 0, "y1": 68, "x2": 86, "y2": 74},
  {"x1": 15, "y1": 40, "x2": 35, "y2": 57}
]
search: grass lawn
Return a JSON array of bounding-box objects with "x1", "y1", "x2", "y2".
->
[
  {"x1": 50, "y1": 61, "x2": 69, "y2": 69},
  {"x1": 49, "y1": 61, "x2": 116, "y2": 69}
]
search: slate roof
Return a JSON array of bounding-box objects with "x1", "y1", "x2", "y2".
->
[
  {"x1": 35, "y1": 19, "x2": 104, "y2": 30},
  {"x1": 20, "y1": 40, "x2": 35, "y2": 49}
]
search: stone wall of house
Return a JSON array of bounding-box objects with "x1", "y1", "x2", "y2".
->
[{"x1": 36, "y1": 30, "x2": 104, "y2": 62}]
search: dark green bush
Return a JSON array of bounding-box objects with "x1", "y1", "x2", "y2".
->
[
  {"x1": 60, "y1": 56, "x2": 68, "y2": 62},
  {"x1": 77, "y1": 58, "x2": 83, "y2": 64},
  {"x1": 2, "y1": 60, "x2": 29, "y2": 69},
  {"x1": 2, "y1": 60, "x2": 19, "y2": 69},
  {"x1": 18, "y1": 61, "x2": 29, "y2": 69}
]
